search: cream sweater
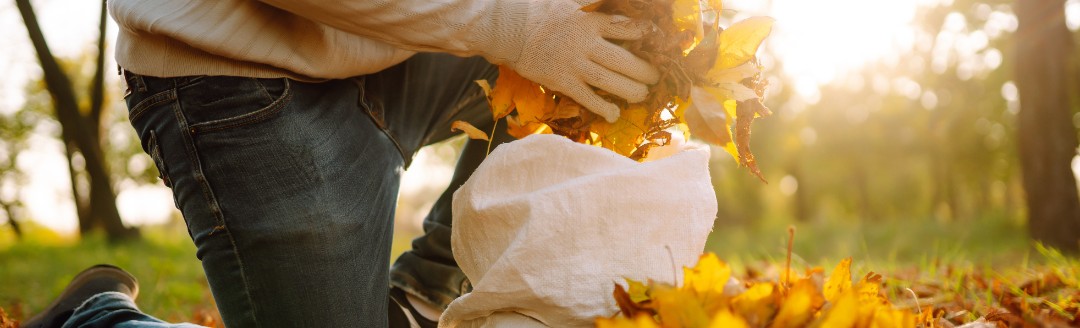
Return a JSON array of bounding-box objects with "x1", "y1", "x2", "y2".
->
[{"x1": 109, "y1": 0, "x2": 514, "y2": 80}]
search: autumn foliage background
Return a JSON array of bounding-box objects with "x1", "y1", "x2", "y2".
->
[{"x1": 2, "y1": 0, "x2": 1080, "y2": 327}]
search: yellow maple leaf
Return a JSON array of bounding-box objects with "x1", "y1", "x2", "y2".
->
[
  {"x1": 589, "y1": 105, "x2": 650, "y2": 157},
  {"x1": 713, "y1": 16, "x2": 775, "y2": 71},
  {"x1": 815, "y1": 290, "x2": 858, "y2": 328},
  {"x1": 855, "y1": 272, "x2": 887, "y2": 306},
  {"x1": 652, "y1": 286, "x2": 711, "y2": 328},
  {"x1": 708, "y1": 309, "x2": 749, "y2": 328},
  {"x1": 684, "y1": 253, "x2": 731, "y2": 296},
  {"x1": 672, "y1": 0, "x2": 704, "y2": 54},
  {"x1": 732, "y1": 283, "x2": 778, "y2": 326},
  {"x1": 769, "y1": 279, "x2": 822, "y2": 328},
  {"x1": 596, "y1": 314, "x2": 661, "y2": 328},
  {"x1": 625, "y1": 278, "x2": 650, "y2": 304},
  {"x1": 682, "y1": 253, "x2": 733, "y2": 314},
  {"x1": 823, "y1": 257, "x2": 853, "y2": 303},
  {"x1": 849, "y1": 273, "x2": 890, "y2": 327},
  {"x1": 703, "y1": 64, "x2": 762, "y2": 103},
  {"x1": 867, "y1": 307, "x2": 917, "y2": 328}
]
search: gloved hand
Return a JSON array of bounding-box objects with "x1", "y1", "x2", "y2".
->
[{"x1": 469, "y1": 0, "x2": 661, "y2": 122}]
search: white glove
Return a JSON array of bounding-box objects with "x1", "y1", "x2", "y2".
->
[{"x1": 468, "y1": 0, "x2": 661, "y2": 122}]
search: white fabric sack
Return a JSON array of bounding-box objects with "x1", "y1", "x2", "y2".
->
[{"x1": 439, "y1": 134, "x2": 718, "y2": 327}]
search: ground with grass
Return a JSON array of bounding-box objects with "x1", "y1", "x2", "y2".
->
[
  {"x1": 1, "y1": 215, "x2": 1076, "y2": 327},
  {"x1": 0, "y1": 225, "x2": 215, "y2": 325},
  {"x1": 0, "y1": 223, "x2": 416, "y2": 327}
]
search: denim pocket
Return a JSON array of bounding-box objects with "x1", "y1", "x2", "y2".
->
[{"x1": 177, "y1": 77, "x2": 292, "y2": 134}]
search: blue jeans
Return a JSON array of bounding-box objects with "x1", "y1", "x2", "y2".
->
[
  {"x1": 62, "y1": 292, "x2": 203, "y2": 328},
  {"x1": 100, "y1": 53, "x2": 508, "y2": 327}
]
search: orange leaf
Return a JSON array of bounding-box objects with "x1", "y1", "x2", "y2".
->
[
  {"x1": 450, "y1": 121, "x2": 489, "y2": 141},
  {"x1": 490, "y1": 66, "x2": 552, "y2": 121},
  {"x1": 506, "y1": 115, "x2": 551, "y2": 139}
]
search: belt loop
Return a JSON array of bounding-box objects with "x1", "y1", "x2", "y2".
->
[{"x1": 123, "y1": 70, "x2": 147, "y2": 93}]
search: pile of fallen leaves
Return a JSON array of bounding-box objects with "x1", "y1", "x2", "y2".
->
[
  {"x1": 598, "y1": 253, "x2": 925, "y2": 327},
  {"x1": 899, "y1": 244, "x2": 1080, "y2": 328},
  {"x1": 0, "y1": 307, "x2": 15, "y2": 328},
  {"x1": 455, "y1": 0, "x2": 774, "y2": 180},
  {"x1": 595, "y1": 243, "x2": 1080, "y2": 327}
]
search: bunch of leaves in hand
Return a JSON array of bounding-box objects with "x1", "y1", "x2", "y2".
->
[{"x1": 460, "y1": 0, "x2": 774, "y2": 180}]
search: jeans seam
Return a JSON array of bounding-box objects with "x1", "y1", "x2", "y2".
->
[
  {"x1": 128, "y1": 90, "x2": 173, "y2": 123},
  {"x1": 170, "y1": 88, "x2": 261, "y2": 327},
  {"x1": 356, "y1": 78, "x2": 412, "y2": 167},
  {"x1": 147, "y1": 131, "x2": 172, "y2": 188},
  {"x1": 253, "y1": 78, "x2": 275, "y2": 102}
]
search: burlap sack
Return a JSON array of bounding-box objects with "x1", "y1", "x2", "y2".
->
[{"x1": 439, "y1": 134, "x2": 717, "y2": 327}]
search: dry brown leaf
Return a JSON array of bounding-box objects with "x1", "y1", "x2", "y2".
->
[{"x1": 451, "y1": 121, "x2": 490, "y2": 141}]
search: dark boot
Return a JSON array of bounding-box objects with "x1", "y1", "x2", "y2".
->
[
  {"x1": 388, "y1": 287, "x2": 438, "y2": 328},
  {"x1": 22, "y1": 264, "x2": 139, "y2": 328}
]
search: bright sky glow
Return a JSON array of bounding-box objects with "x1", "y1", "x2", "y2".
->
[
  {"x1": 769, "y1": 0, "x2": 921, "y2": 85},
  {"x1": 3, "y1": 0, "x2": 1072, "y2": 236},
  {"x1": 725, "y1": 0, "x2": 952, "y2": 99},
  {"x1": 0, "y1": 0, "x2": 953, "y2": 235}
]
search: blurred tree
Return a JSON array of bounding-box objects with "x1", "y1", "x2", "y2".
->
[
  {"x1": 1014, "y1": 0, "x2": 1079, "y2": 252},
  {"x1": 726, "y1": 0, "x2": 1028, "y2": 228},
  {"x1": 15, "y1": 0, "x2": 138, "y2": 240},
  {"x1": 0, "y1": 109, "x2": 38, "y2": 239}
]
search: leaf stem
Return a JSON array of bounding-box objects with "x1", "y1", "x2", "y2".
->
[
  {"x1": 487, "y1": 119, "x2": 498, "y2": 155},
  {"x1": 785, "y1": 225, "x2": 795, "y2": 292}
]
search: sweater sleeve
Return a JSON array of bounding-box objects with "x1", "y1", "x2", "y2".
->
[
  {"x1": 108, "y1": 0, "x2": 532, "y2": 78},
  {"x1": 255, "y1": 0, "x2": 514, "y2": 58}
]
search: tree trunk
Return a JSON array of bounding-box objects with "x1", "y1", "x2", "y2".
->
[
  {"x1": 90, "y1": 0, "x2": 107, "y2": 127},
  {"x1": 86, "y1": 0, "x2": 129, "y2": 239},
  {"x1": 1015, "y1": 0, "x2": 1080, "y2": 252},
  {"x1": 2, "y1": 201, "x2": 22, "y2": 239},
  {"x1": 64, "y1": 140, "x2": 92, "y2": 233},
  {"x1": 15, "y1": 0, "x2": 137, "y2": 241}
]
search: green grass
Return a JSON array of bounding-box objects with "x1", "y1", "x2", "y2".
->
[
  {"x1": 0, "y1": 223, "x2": 418, "y2": 325},
  {"x1": 0, "y1": 225, "x2": 210, "y2": 323},
  {"x1": 704, "y1": 214, "x2": 1037, "y2": 273}
]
